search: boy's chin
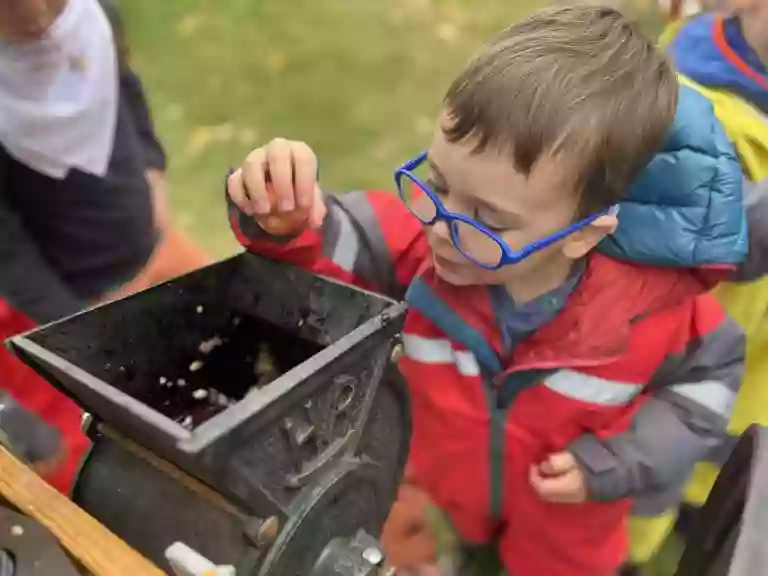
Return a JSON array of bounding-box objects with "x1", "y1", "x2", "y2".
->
[{"x1": 434, "y1": 261, "x2": 482, "y2": 286}]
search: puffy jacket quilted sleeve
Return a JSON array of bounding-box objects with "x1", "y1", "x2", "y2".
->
[
  {"x1": 227, "y1": 186, "x2": 429, "y2": 301},
  {"x1": 568, "y1": 307, "x2": 745, "y2": 503}
]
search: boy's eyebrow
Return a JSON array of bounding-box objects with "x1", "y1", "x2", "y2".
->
[
  {"x1": 472, "y1": 188, "x2": 526, "y2": 227},
  {"x1": 478, "y1": 200, "x2": 525, "y2": 227},
  {"x1": 427, "y1": 156, "x2": 524, "y2": 225},
  {"x1": 427, "y1": 158, "x2": 447, "y2": 183}
]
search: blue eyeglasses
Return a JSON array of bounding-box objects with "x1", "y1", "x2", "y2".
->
[{"x1": 394, "y1": 151, "x2": 617, "y2": 270}]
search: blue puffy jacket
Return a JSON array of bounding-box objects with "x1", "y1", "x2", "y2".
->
[{"x1": 600, "y1": 84, "x2": 747, "y2": 268}]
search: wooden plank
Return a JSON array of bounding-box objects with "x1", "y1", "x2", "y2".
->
[{"x1": 0, "y1": 445, "x2": 166, "y2": 576}]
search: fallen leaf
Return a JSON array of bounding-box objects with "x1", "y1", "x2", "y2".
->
[
  {"x1": 264, "y1": 52, "x2": 288, "y2": 74},
  {"x1": 371, "y1": 137, "x2": 398, "y2": 160},
  {"x1": 177, "y1": 12, "x2": 205, "y2": 37},
  {"x1": 186, "y1": 126, "x2": 216, "y2": 156},
  {"x1": 435, "y1": 22, "x2": 459, "y2": 43},
  {"x1": 415, "y1": 115, "x2": 434, "y2": 136},
  {"x1": 391, "y1": 0, "x2": 433, "y2": 22},
  {"x1": 238, "y1": 128, "x2": 259, "y2": 145},
  {"x1": 212, "y1": 122, "x2": 235, "y2": 142},
  {"x1": 185, "y1": 123, "x2": 236, "y2": 156},
  {"x1": 165, "y1": 103, "x2": 185, "y2": 122}
]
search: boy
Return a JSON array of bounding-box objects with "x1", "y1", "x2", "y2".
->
[
  {"x1": 0, "y1": 0, "x2": 210, "y2": 493},
  {"x1": 627, "y1": 1, "x2": 768, "y2": 570},
  {"x1": 226, "y1": 7, "x2": 746, "y2": 575}
]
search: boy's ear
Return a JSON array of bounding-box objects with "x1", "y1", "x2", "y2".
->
[{"x1": 562, "y1": 214, "x2": 619, "y2": 260}]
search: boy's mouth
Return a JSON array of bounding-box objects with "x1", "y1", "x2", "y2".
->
[{"x1": 433, "y1": 252, "x2": 466, "y2": 271}]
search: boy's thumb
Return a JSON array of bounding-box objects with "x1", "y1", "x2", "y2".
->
[
  {"x1": 541, "y1": 452, "x2": 577, "y2": 476},
  {"x1": 308, "y1": 184, "x2": 327, "y2": 229}
]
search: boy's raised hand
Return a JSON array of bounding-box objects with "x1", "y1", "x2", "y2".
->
[
  {"x1": 530, "y1": 451, "x2": 588, "y2": 504},
  {"x1": 227, "y1": 138, "x2": 327, "y2": 235}
]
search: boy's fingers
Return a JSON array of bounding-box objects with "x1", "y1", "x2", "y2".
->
[
  {"x1": 266, "y1": 138, "x2": 296, "y2": 212},
  {"x1": 308, "y1": 184, "x2": 327, "y2": 229},
  {"x1": 242, "y1": 149, "x2": 271, "y2": 214},
  {"x1": 530, "y1": 467, "x2": 582, "y2": 503},
  {"x1": 398, "y1": 567, "x2": 443, "y2": 576},
  {"x1": 529, "y1": 466, "x2": 547, "y2": 494},
  {"x1": 292, "y1": 142, "x2": 318, "y2": 210},
  {"x1": 540, "y1": 451, "x2": 578, "y2": 476},
  {"x1": 227, "y1": 170, "x2": 253, "y2": 216}
]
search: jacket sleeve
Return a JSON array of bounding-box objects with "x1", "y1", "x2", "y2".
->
[
  {"x1": 0, "y1": 166, "x2": 84, "y2": 324},
  {"x1": 568, "y1": 312, "x2": 745, "y2": 502},
  {"x1": 733, "y1": 178, "x2": 768, "y2": 282},
  {"x1": 99, "y1": 0, "x2": 167, "y2": 171},
  {"x1": 119, "y1": 70, "x2": 167, "y2": 172},
  {"x1": 227, "y1": 187, "x2": 429, "y2": 300}
]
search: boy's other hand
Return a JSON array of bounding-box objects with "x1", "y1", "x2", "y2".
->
[
  {"x1": 530, "y1": 451, "x2": 587, "y2": 504},
  {"x1": 227, "y1": 138, "x2": 326, "y2": 235}
]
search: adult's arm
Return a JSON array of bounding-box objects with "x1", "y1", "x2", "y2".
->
[
  {"x1": 98, "y1": 0, "x2": 167, "y2": 172},
  {"x1": 0, "y1": 153, "x2": 83, "y2": 323}
]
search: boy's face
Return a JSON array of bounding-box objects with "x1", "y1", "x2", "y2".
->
[
  {"x1": 730, "y1": 0, "x2": 768, "y2": 36},
  {"x1": 423, "y1": 115, "x2": 617, "y2": 288}
]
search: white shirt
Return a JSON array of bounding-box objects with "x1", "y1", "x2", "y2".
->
[{"x1": 0, "y1": 0, "x2": 118, "y2": 179}]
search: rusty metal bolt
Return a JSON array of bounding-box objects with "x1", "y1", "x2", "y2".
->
[
  {"x1": 258, "y1": 516, "x2": 280, "y2": 546},
  {"x1": 243, "y1": 516, "x2": 280, "y2": 548},
  {"x1": 80, "y1": 412, "x2": 93, "y2": 434}
]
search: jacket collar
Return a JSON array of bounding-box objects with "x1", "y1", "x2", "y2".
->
[
  {"x1": 405, "y1": 253, "x2": 714, "y2": 374},
  {"x1": 667, "y1": 13, "x2": 768, "y2": 111}
]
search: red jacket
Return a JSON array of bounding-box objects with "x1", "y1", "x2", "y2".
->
[
  {"x1": 229, "y1": 190, "x2": 744, "y2": 575},
  {"x1": 0, "y1": 302, "x2": 90, "y2": 493}
]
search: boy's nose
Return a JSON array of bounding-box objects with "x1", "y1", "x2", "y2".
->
[{"x1": 430, "y1": 220, "x2": 451, "y2": 242}]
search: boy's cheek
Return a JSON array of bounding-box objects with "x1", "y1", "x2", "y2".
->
[
  {"x1": 727, "y1": 0, "x2": 753, "y2": 11},
  {"x1": 485, "y1": 252, "x2": 543, "y2": 284}
]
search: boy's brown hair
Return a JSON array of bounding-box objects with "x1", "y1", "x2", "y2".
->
[{"x1": 443, "y1": 5, "x2": 679, "y2": 216}]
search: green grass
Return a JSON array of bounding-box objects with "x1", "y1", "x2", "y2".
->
[
  {"x1": 119, "y1": 0, "x2": 667, "y2": 258},
  {"x1": 118, "y1": 0, "x2": 551, "y2": 258}
]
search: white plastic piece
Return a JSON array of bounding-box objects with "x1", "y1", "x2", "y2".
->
[{"x1": 165, "y1": 542, "x2": 236, "y2": 576}]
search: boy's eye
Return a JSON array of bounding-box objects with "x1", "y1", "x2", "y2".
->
[
  {"x1": 475, "y1": 209, "x2": 508, "y2": 233},
  {"x1": 426, "y1": 177, "x2": 448, "y2": 196},
  {"x1": 478, "y1": 220, "x2": 507, "y2": 233}
]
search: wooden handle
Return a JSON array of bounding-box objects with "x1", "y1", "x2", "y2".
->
[{"x1": 0, "y1": 446, "x2": 166, "y2": 576}]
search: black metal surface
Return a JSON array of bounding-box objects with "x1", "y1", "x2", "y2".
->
[
  {"x1": 0, "y1": 506, "x2": 80, "y2": 575},
  {"x1": 7, "y1": 254, "x2": 411, "y2": 576},
  {"x1": 258, "y1": 457, "x2": 390, "y2": 576},
  {"x1": 73, "y1": 432, "x2": 259, "y2": 574},
  {"x1": 675, "y1": 426, "x2": 768, "y2": 576},
  {"x1": 311, "y1": 530, "x2": 388, "y2": 576}
]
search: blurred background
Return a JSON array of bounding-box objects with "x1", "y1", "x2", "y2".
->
[{"x1": 118, "y1": 0, "x2": 672, "y2": 259}]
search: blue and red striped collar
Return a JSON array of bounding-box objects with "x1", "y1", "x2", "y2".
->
[{"x1": 668, "y1": 13, "x2": 768, "y2": 112}]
